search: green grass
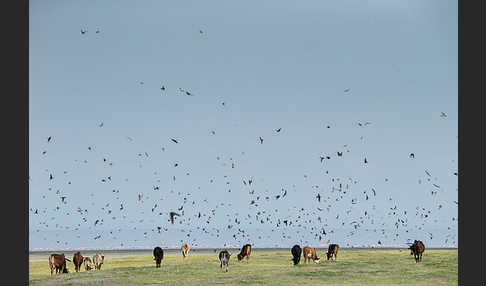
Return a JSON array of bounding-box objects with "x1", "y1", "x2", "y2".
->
[{"x1": 30, "y1": 249, "x2": 457, "y2": 286}]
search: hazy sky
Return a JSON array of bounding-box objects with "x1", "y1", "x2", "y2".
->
[{"x1": 29, "y1": 0, "x2": 457, "y2": 250}]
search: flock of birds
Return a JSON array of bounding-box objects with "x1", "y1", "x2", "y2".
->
[{"x1": 29, "y1": 26, "x2": 457, "y2": 251}]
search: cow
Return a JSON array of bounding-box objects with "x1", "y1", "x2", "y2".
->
[
  {"x1": 153, "y1": 246, "x2": 164, "y2": 268},
  {"x1": 409, "y1": 240, "x2": 425, "y2": 263},
  {"x1": 83, "y1": 257, "x2": 93, "y2": 271},
  {"x1": 237, "y1": 244, "x2": 252, "y2": 263},
  {"x1": 48, "y1": 254, "x2": 70, "y2": 275},
  {"x1": 93, "y1": 253, "x2": 105, "y2": 270},
  {"x1": 181, "y1": 243, "x2": 190, "y2": 260},
  {"x1": 218, "y1": 250, "x2": 231, "y2": 272},
  {"x1": 303, "y1": 246, "x2": 320, "y2": 264},
  {"x1": 326, "y1": 244, "x2": 339, "y2": 261},
  {"x1": 291, "y1": 245, "x2": 302, "y2": 265},
  {"x1": 73, "y1": 251, "x2": 84, "y2": 272}
]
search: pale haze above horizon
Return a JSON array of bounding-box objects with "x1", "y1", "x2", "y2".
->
[{"x1": 29, "y1": 0, "x2": 457, "y2": 250}]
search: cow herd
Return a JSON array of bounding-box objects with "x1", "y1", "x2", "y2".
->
[
  {"x1": 47, "y1": 240, "x2": 425, "y2": 275},
  {"x1": 48, "y1": 252, "x2": 104, "y2": 275}
]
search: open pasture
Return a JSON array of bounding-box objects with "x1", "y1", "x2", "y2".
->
[{"x1": 29, "y1": 249, "x2": 457, "y2": 286}]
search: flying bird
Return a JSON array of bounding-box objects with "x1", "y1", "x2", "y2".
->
[
  {"x1": 337, "y1": 152, "x2": 343, "y2": 157},
  {"x1": 171, "y1": 138, "x2": 179, "y2": 144},
  {"x1": 47, "y1": 136, "x2": 52, "y2": 143},
  {"x1": 170, "y1": 212, "x2": 181, "y2": 224},
  {"x1": 259, "y1": 137, "x2": 264, "y2": 144},
  {"x1": 410, "y1": 153, "x2": 415, "y2": 158},
  {"x1": 440, "y1": 112, "x2": 447, "y2": 118},
  {"x1": 275, "y1": 128, "x2": 282, "y2": 133}
]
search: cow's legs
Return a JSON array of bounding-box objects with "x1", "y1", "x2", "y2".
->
[{"x1": 246, "y1": 254, "x2": 250, "y2": 263}]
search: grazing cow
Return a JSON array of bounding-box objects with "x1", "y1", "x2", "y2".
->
[
  {"x1": 326, "y1": 244, "x2": 339, "y2": 261},
  {"x1": 409, "y1": 240, "x2": 425, "y2": 263},
  {"x1": 218, "y1": 250, "x2": 231, "y2": 272},
  {"x1": 73, "y1": 252, "x2": 84, "y2": 272},
  {"x1": 303, "y1": 246, "x2": 320, "y2": 264},
  {"x1": 83, "y1": 257, "x2": 93, "y2": 271},
  {"x1": 237, "y1": 244, "x2": 252, "y2": 263},
  {"x1": 291, "y1": 245, "x2": 302, "y2": 265},
  {"x1": 49, "y1": 254, "x2": 70, "y2": 275},
  {"x1": 153, "y1": 246, "x2": 164, "y2": 268},
  {"x1": 181, "y1": 243, "x2": 190, "y2": 260},
  {"x1": 93, "y1": 253, "x2": 105, "y2": 270}
]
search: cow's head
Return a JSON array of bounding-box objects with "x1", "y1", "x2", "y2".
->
[
  {"x1": 101, "y1": 256, "x2": 105, "y2": 264},
  {"x1": 326, "y1": 252, "x2": 332, "y2": 260},
  {"x1": 313, "y1": 257, "x2": 321, "y2": 264},
  {"x1": 409, "y1": 244, "x2": 415, "y2": 255},
  {"x1": 237, "y1": 253, "x2": 243, "y2": 261}
]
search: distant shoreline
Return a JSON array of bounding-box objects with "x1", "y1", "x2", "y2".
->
[{"x1": 29, "y1": 246, "x2": 457, "y2": 254}]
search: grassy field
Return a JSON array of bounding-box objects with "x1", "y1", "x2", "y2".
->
[{"x1": 29, "y1": 249, "x2": 457, "y2": 286}]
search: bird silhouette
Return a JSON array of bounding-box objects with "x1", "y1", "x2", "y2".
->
[{"x1": 170, "y1": 212, "x2": 181, "y2": 224}]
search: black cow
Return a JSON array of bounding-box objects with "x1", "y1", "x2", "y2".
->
[
  {"x1": 218, "y1": 250, "x2": 231, "y2": 272},
  {"x1": 153, "y1": 246, "x2": 164, "y2": 268},
  {"x1": 291, "y1": 245, "x2": 302, "y2": 265}
]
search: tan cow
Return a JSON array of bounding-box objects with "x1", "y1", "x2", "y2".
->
[
  {"x1": 303, "y1": 246, "x2": 320, "y2": 264},
  {"x1": 181, "y1": 243, "x2": 190, "y2": 260},
  {"x1": 93, "y1": 253, "x2": 104, "y2": 270},
  {"x1": 83, "y1": 257, "x2": 93, "y2": 271}
]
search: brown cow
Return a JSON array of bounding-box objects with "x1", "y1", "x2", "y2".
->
[
  {"x1": 93, "y1": 253, "x2": 105, "y2": 270},
  {"x1": 237, "y1": 244, "x2": 252, "y2": 263},
  {"x1": 73, "y1": 252, "x2": 84, "y2": 272},
  {"x1": 303, "y1": 246, "x2": 320, "y2": 264},
  {"x1": 83, "y1": 257, "x2": 93, "y2": 271},
  {"x1": 49, "y1": 254, "x2": 70, "y2": 275},
  {"x1": 181, "y1": 243, "x2": 190, "y2": 260},
  {"x1": 326, "y1": 244, "x2": 339, "y2": 261},
  {"x1": 409, "y1": 240, "x2": 425, "y2": 263}
]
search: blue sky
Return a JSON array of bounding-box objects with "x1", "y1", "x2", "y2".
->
[{"x1": 29, "y1": 0, "x2": 457, "y2": 250}]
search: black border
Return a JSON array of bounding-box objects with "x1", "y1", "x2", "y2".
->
[{"x1": 2, "y1": 0, "x2": 29, "y2": 284}]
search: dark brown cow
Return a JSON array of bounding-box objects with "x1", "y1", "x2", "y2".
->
[
  {"x1": 303, "y1": 246, "x2": 320, "y2": 264},
  {"x1": 84, "y1": 257, "x2": 93, "y2": 271},
  {"x1": 409, "y1": 240, "x2": 425, "y2": 263},
  {"x1": 49, "y1": 254, "x2": 70, "y2": 275},
  {"x1": 326, "y1": 244, "x2": 339, "y2": 261},
  {"x1": 73, "y1": 252, "x2": 84, "y2": 272},
  {"x1": 237, "y1": 244, "x2": 252, "y2": 263}
]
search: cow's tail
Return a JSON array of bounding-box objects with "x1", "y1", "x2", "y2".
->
[{"x1": 65, "y1": 258, "x2": 72, "y2": 262}]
